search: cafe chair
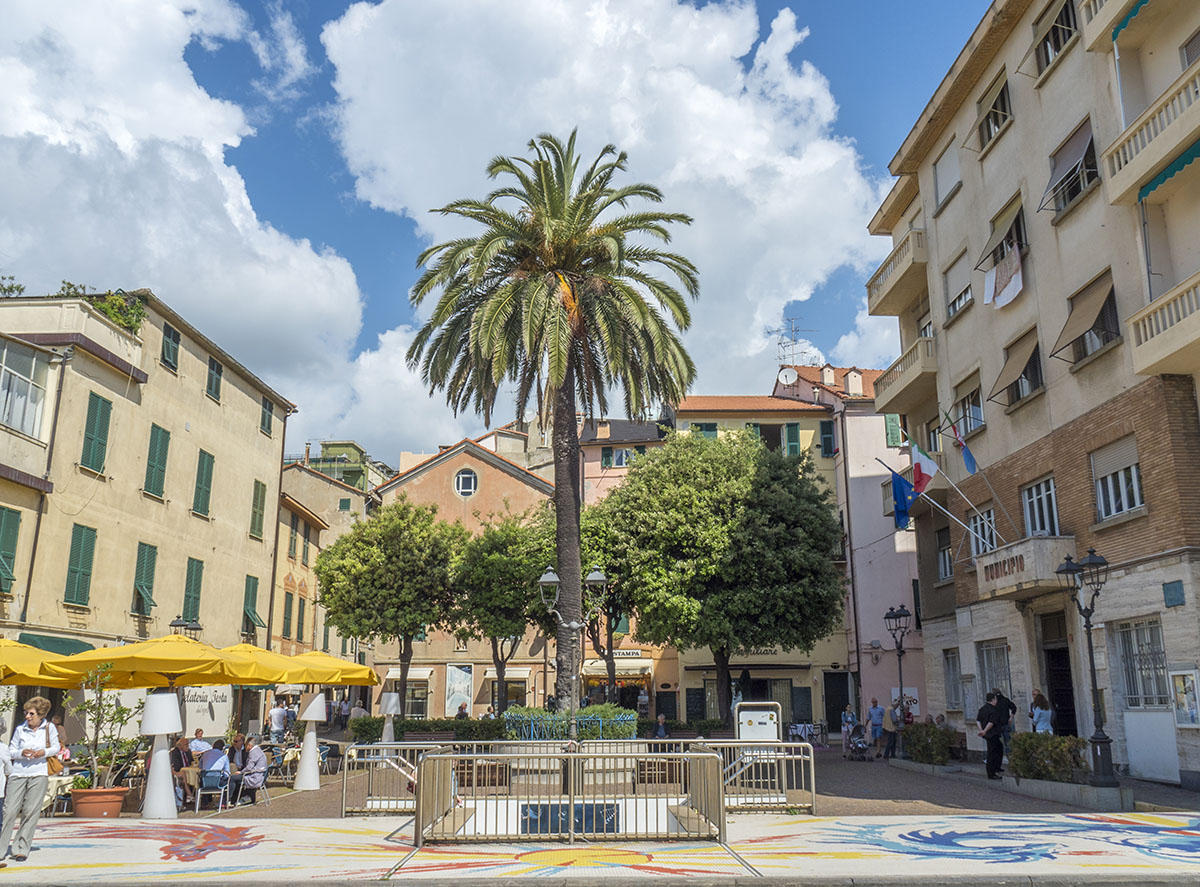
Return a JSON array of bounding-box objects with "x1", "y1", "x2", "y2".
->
[{"x1": 194, "y1": 770, "x2": 231, "y2": 814}]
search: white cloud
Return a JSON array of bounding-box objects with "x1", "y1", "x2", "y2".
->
[
  {"x1": 323, "y1": 0, "x2": 890, "y2": 402},
  {"x1": 830, "y1": 298, "x2": 900, "y2": 368},
  {"x1": 248, "y1": 1, "x2": 315, "y2": 104}
]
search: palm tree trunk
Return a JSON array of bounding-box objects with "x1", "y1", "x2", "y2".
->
[{"x1": 551, "y1": 366, "x2": 583, "y2": 712}]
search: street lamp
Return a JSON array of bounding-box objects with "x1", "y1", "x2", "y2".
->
[
  {"x1": 1056, "y1": 548, "x2": 1117, "y2": 787},
  {"x1": 884, "y1": 605, "x2": 912, "y2": 724},
  {"x1": 169, "y1": 616, "x2": 203, "y2": 640}
]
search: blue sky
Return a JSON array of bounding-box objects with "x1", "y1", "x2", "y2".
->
[{"x1": 2, "y1": 0, "x2": 989, "y2": 457}]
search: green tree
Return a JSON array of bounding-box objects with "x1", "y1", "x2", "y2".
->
[
  {"x1": 452, "y1": 512, "x2": 552, "y2": 714},
  {"x1": 0, "y1": 275, "x2": 25, "y2": 296},
  {"x1": 580, "y1": 503, "x2": 639, "y2": 703},
  {"x1": 314, "y1": 497, "x2": 467, "y2": 717},
  {"x1": 601, "y1": 431, "x2": 844, "y2": 725},
  {"x1": 407, "y1": 131, "x2": 698, "y2": 709}
]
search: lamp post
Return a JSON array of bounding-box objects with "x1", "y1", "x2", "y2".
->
[
  {"x1": 293, "y1": 693, "x2": 327, "y2": 792},
  {"x1": 884, "y1": 604, "x2": 912, "y2": 719},
  {"x1": 540, "y1": 567, "x2": 604, "y2": 743},
  {"x1": 1055, "y1": 548, "x2": 1118, "y2": 787},
  {"x1": 169, "y1": 616, "x2": 203, "y2": 640},
  {"x1": 141, "y1": 690, "x2": 183, "y2": 819}
]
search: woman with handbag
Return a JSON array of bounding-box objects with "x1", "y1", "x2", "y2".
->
[{"x1": 3, "y1": 696, "x2": 60, "y2": 862}]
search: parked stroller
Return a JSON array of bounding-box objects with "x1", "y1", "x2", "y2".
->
[{"x1": 846, "y1": 724, "x2": 872, "y2": 762}]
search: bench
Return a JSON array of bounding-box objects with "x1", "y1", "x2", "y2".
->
[
  {"x1": 455, "y1": 759, "x2": 511, "y2": 788},
  {"x1": 402, "y1": 731, "x2": 456, "y2": 743}
]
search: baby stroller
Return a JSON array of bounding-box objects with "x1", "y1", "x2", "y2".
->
[{"x1": 846, "y1": 724, "x2": 872, "y2": 761}]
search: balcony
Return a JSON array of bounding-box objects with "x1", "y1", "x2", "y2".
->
[
  {"x1": 1129, "y1": 268, "x2": 1200, "y2": 375},
  {"x1": 874, "y1": 337, "x2": 938, "y2": 416},
  {"x1": 1079, "y1": 0, "x2": 1137, "y2": 52},
  {"x1": 1102, "y1": 58, "x2": 1200, "y2": 205},
  {"x1": 881, "y1": 450, "x2": 947, "y2": 518},
  {"x1": 975, "y1": 536, "x2": 1076, "y2": 603},
  {"x1": 866, "y1": 228, "x2": 928, "y2": 317}
]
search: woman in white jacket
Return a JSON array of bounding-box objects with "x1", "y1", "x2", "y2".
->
[
  {"x1": 3, "y1": 696, "x2": 59, "y2": 863},
  {"x1": 0, "y1": 720, "x2": 11, "y2": 870}
]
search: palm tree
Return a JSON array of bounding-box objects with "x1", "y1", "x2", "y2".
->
[{"x1": 408, "y1": 131, "x2": 698, "y2": 711}]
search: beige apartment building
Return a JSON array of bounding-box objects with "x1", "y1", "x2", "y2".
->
[
  {"x1": 867, "y1": 0, "x2": 1200, "y2": 787},
  {"x1": 0, "y1": 291, "x2": 293, "y2": 732}
]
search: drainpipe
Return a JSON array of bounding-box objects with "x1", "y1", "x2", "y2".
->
[
  {"x1": 20, "y1": 346, "x2": 73, "y2": 624},
  {"x1": 837, "y1": 401, "x2": 865, "y2": 716},
  {"x1": 265, "y1": 408, "x2": 292, "y2": 651}
]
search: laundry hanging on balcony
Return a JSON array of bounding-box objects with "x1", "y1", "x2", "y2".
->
[{"x1": 984, "y1": 247, "x2": 1023, "y2": 308}]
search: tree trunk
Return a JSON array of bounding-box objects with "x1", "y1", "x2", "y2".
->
[
  {"x1": 492, "y1": 637, "x2": 507, "y2": 715},
  {"x1": 713, "y1": 646, "x2": 733, "y2": 728},
  {"x1": 551, "y1": 366, "x2": 583, "y2": 713},
  {"x1": 396, "y1": 635, "x2": 413, "y2": 719},
  {"x1": 605, "y1": 613, "x2": 617, "y2": 704}
]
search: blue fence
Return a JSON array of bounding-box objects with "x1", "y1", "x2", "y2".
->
[{"x1": 503, "y1": 711, "x2": 637, "y2": 740}]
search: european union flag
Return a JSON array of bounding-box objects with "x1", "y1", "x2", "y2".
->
[{"x1": 892, "y1": 471, "x2": 918, "y2": 530}]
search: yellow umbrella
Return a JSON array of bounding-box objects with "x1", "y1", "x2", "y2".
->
[
  {"x1": 0, "y1": 638, "x2": 80, "y2": 688},
  {"x1": 291, "y1": 650, "x2": 379, "y2": 686},
  {"x1": 219, "y1": 643, "x2": 313, "y2": 685},
  {"x1": 41, "y1": 634, "x2": 238, "y2": 689}
]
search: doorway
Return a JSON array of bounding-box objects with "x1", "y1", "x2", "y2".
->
[
  {"x1": 1041, "y1": 612, "x2": 1078, "y2": 736},
  {"x1": 824, "y1": 672, "x2": 849, "y2": 731}
]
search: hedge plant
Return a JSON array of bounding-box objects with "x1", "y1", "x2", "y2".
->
[
  {"x1": 901, "y1": 722, "x2": 953, "y2": 765},
  {"x1": 1008, "y1": 732, "x2": 1088, "y2": 782},
  {"x1": 636, "y1": 718, "x2": 727, "y2": 738}
]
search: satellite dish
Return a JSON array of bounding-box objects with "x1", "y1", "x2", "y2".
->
[{"x1": 777, "y1": 367, "x2": 799, "y2": 386}]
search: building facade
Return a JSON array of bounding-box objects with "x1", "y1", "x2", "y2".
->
[
  {"x1": 867, "y1": 0, "x2": 1200, "y2": 786},
  {"x1": 578, "y1": 418, "x2": 667, "y2": 505}
]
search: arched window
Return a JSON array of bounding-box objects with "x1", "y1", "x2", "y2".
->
[{"x1": 455, "y1": 468, "x2": 478, "y2": 497}]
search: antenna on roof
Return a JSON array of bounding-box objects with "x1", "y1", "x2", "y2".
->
[{"x1": 770, "y1": 317, "x2": 820, "y2": 366}]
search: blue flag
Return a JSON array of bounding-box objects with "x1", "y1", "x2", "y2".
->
[{"x1": 891, "y1": 471, "x2": 918, "y2": 530}]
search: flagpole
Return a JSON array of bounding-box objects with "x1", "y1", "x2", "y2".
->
[
  {"x1": 875, "y1": 458, "x2": 993, "y2": 552},
  {"x1": 900, "y1": 430, "x2": 1008, "y2": 546},
  {"x1": 978, "y1": 468, "x2": 1021, "y2": 539}
]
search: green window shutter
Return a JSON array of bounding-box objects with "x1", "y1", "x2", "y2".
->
[
  {"x1": 132, "y1": 542, "x2": 157, "y2": 615},
  {"x1": 301, "y1": 522, "x2": 311, "y2": 566},
  {"x1": 260, "y1": 397, "x2": 273, "y2": 435},
  {"x1": 243, "y1": 575, "x2": 266, "y2": 630},
  {"x1": 80, "y1": 392, "x2": 112, "y2": 472},
  {"x1": 206, "y1": 357, "x2": 222, "y2": 400},
  {"x1": 64, "y1": 524, "x2": 96, "y2": 605},
  {"x1": 338, "y1": 498, "x2": 351, "y2": 511},
  {"x1": 820, "y1": 420, "x2": 836, "y2": 458},
  {"x1": 297, "y1": 598, "x2": 306, "y2": 642},
  {"x1": 884, "y1": 414, "x2": 903, "y2": 448},
  {"x1": 415, "y1": 625, "x2": 426, "y2": 641},
  {"x1": 785, "y1": 422, "x2": 801, "y2": 456},
  {"x1": 288, "y1": 512, "x2": 298, "y2": 558},
  {"x1": 694, "y1": 422, "x2": 718, "y2": 439},
  {"x1": 0, "y1": 506, "x2": 21, "y2": 594},
  {"x1": 283, "y1": 591, "x2": 293, "y2": 639},
  {"x1": 160, "y1": 323, "x2": 179, "y2": 371},
  {"x1": 322, "y1": 620, "x2": 330, "y2": 652},
  {"x1": 635, "y1": 445, "x2": 646, "y2": 456},
  {"x1": 144, "y1": 424, "x2": 170, "y2": 496},
  {"x1": 249, "y1": 480, "x2": 267, "y2": 539},
  {"x1": 340, "y1": 636, "x2": 347, "y2": 656},
  {"x1": 182, "y1": 558, "x2": 203, "y2": 622},
  {"x1": 601, "y1": 446, "x2": 613, "y2": 468},
  {"x1": 745, "y1": 422, "x2": 761, "y2": 439},
  {"x1": 193, "y1": 450, "x2": 214, "y2": 515},
  {"x1": 614, "y1": 613, "x2": 630, "y2": 634}
]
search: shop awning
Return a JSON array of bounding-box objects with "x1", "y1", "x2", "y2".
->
[
  {"x1": 274, "y1": 684, "x2": 305, "y2": 695},
  {"x1": 1049, "y1": 271, "x2": 1115, "y2": 358},
  {"x1": 581, "y1": 658, "x2": 652, "y2": 676},
  {"x1": 976, "y1": 199, "x2": 1023, "y2": 269},
  {"x1": 483, "y1": 667, "x2": 531, "y2": 680},
  {"x1": 988, "y1": 331, "x2": 1040, "y2": 402},
  {"x1": 384, "y1": 666, "x2": 433, "y2": 682},
  {"x1": 1139, "y1": 138, "x2": 1200, "y2": 203},
  {"x1": 16, "y1": 633, "x2": 93, "y2": 656}
]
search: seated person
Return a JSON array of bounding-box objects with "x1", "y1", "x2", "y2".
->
[
  {"x1": 227, "y1": 733, "x2": 247, "y2": 771},
  {"x1": 189, "y1": 728, "x2": 212, "y2": 754},
  {"x1": 200, "y1": 738, "x2": 229, "y2": 774},
  {"x1": 232, "y1": 735, "x2": 268, "y2": 804},
  {"x1": 169, "y1": 735, "x2": 195, "y2": 805}
]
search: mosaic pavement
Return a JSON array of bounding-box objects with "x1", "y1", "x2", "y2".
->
[{"x1": 1, "y1": 811, "x2": 1197, "y2": 882}]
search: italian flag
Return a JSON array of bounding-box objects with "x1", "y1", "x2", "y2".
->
[{"x1": 911, "y1": 442, "x2": 940, "y2": 494}]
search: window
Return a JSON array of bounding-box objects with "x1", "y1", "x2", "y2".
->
[
  {"x1": 80, "y1": 391, "x2": 112, "y2": 472},
  {"x1": 243, "y1": 575, "x2": 266, "y2": 634},
  {"x1": 969, "y1": 507, "x2": 997, "y2": 557},
  {"x1": 602, "y1": 447, "x2": 633, "y2": 468},
  {"x1": 600, "y1": 446, "x2": 614, "y2": 468},
  {"x1": 322, "y1": 620, "x2": 330, "y2": 652},
  {"x1": 249, "y1": 480, "x2": 267, "y2": 539},
  {"x1": 819, "y1": 420, "x2": 836, "y2": 457},
  {"x1": 454, "y1": 468, "x2": 478, "y2": 497},
  {"x1": 282, "y1": 591, "x2": 294, "y2": 639},
  {"x1": 301, "y1": 521, "x2": 311, "y2": 566},
  {"x1": 297, "y1": 598, "x2": 306, "y2": 642},
  {"x1": 288, "y1": 512, "x2": 299, "y2": 558},
  {"x1": 1006, "y1": 342, "x2": 1044, "y2": 404},
  {"x1": 1116, "y1": 618, "x2": 1169, "y2": 707},
  {"x1": 691, "y1": 422, "x2": 718, "y2": 439},
  {"x1": 1074, "y1": 291, "x2": 1120, "y2": 361},
  {"x1": 943, "y1": 649, "x2": 964, "y2": 710},
  {"x1": 182, "y1": 557, "x2": 203, "y2": 622},
  {"x1": 1022, "y1": 477, "x2": 1060, "y2": 536},
  {"x1": 936, "y1": 527, "x2": 953, "y2": 581},
  {"x1": 131, "y1": 541, "x2": 157, "y2": 616},
  {"x1": 917, "y1": 314, "x2": 934, "y2": 339},
  {"x1": 160, "y1": 323, "x2": 180, "y2": 370},
  {"x1": 143, "y1": 424, "x2": 170, "y2": 497},
  {"x1": 340, "y1": 636, "x2": 347, "y2": 656},
  {"x1": 192, "y1": 450, "x2": 214, "y2": 516},
  {"x1": 1091, "y1": 435, "x2": 1143, "y2": 521},
  {"x1": 924, "y1": 418, "x2": 941, "y2": 453},
  {"x1": 1034, "y1": 0, "x2": 1078, "y2": 74},
  {"x1": 977, "y1": 639, "x2": 1012, "y2": 696},
  {"x1": 0, "y1": 339, "x2": 49, "y2": 438},
  {"x1": 1041, "y1": 119, "x2": 1097, "y2": 214},
  {"x1": 454, "y1": 635, "x2": 469, "y2": 652},
  {"x1": 991, "y1": 204, "x2": 1027, "y2": 267},
  {"x1": 64, "y1": 523, "x2": 96, "y2": 606},
  {"x1": 944, "y1": 252, "x2": 973, "y2": 319},
  {"x1": 953, "y1": 382, "x2": 984, "y2": 436},
  {"x1": 1184, "y1": 28, "x2": 1200, "y2": 69},
  {"x1": 784, "y1": 422, "x2": 802, "y2": 456},
  {"x1": 977, "y1": 77, "x2": 1012, "y2": 149},
  {"x1": 491, "y1": 680, "x2": 527, "y2": 711},
  {"x1": 405, "y1": 683, "x2": 429, "y2": 719},
  {"x1": 933, "y1": 141, "x2": 961, "y2": 206},
  {"x1": 0, "y1": 506, "x2": 20, "y2": 595},
  {"x1": 260, "y1": 397, "x2": 273, "y2": 435},
  {"x1": 205, "y1": 357, "x2": 222, "y2": 401},
  {"x1": 338, "y1": 498, "x2": 351, "y2": 512}
]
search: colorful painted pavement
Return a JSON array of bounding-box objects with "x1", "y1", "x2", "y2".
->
[{"x1": 1, "y1": 811, "x2": 1198, "y2": 882}]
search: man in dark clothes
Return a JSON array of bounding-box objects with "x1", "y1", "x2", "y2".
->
[
  {"x1": 977, "y1": 692, "x2": 1004, "y2": 780},
  {"x1": 992, "y1": 688, "x2": 1018, "y2": 760}
]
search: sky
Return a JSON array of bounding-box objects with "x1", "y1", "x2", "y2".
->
[{"x1": 0, "y1": 0, "x2": 989, "y2": 463}]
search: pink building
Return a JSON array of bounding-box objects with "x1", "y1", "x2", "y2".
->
[{"x1": 578, "y1": 418, "x2": 667, "y2": 505}]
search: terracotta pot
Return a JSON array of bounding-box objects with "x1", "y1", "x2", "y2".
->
[{"x1": 70, "y1": 786, "x2": 130, "y2": 818}]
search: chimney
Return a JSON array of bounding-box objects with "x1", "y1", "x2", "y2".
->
[
  {"x1": 844, "y1": 369, "x2": 863, "y2": 396},
  {"x1": 304, "y1": 442, "x2": 311, "y2": 464},
  {"x1": 820, "y1": 364, "x2": 836, "y2": 387},
  {"x1": 596, "y1": 420, "x2": 610, "y2": 440}
]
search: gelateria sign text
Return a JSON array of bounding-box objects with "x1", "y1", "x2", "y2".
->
[{"x1": 976, "y1": 536, "x2": 1075, "y2": 599}]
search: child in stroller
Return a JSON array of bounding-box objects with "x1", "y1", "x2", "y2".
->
[{"x1": 846, "y1": 723, "x2": 872, "y2": 761}]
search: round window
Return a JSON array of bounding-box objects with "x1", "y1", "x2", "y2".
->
[{"x1": 454, "y1": 468, "x2": 478, "y2": 497}]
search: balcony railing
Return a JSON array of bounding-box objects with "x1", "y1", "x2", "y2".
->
[
  {"x1": 1102, "y1": 58, "x2": 1200, "y2": 204},
  {"x1": 1129, "y1": 267, "x2": 1200, "y2": 375},
  {"x1": 1080, "y1": 0, "x2": 1135, "y2": 51},
  {"x1": 881, "y1": 450, "x2": 947, "y2": 517},
  {"x1": 866, "y1": 228, "x2": 927, "y2": 316},
  {"x1": 874, "y1": 337, "x2": 937, "y2": 415}
]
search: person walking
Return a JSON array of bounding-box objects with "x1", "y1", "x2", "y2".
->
[
  {"x1": 267, "y1": 701, "x2": 287, "y2": 744},
  {"x1": 3, "y1": 696, "x2": 60, "y2": 862},
  {"x1": 992, "y1": 688, "x2": 1017, "y2": 764},
  {"x1": 0, "y1": 720, "x2": 10, "y2": 869},
  {"x1": 867, "y1": 697, "x2": 885, "y2": 758},
  {"x1": 1030, "y1": 692, "x2": 1054, "y2": 734},
  {"x1": 977, "y1": 691, "x2": 1004, "y2": 780},
  {"x1": 338, "y1": 698, "x2": 350, "y2": 731},
  {"x1": 881, "y1": 701, "x2": 899, "y2": 760},
  {"x1": 455, "y1": 702, "x2": 470, "y2": 720},
  {"x1": 840, "y1": 705, "x2": 858, "y2": 757}
]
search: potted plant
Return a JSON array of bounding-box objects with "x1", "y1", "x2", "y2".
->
[{"x1": 67, "y1": 664, "x2": 143, "y2": 817}]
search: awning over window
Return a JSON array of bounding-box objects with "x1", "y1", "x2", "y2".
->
[
  {"x1": 1049, "y1": 271, "x2": 1115, "y2": 358},
  {"x1": 16, "y1": 633, "x2": 94, "y2": 656},
  {"x1": 1039, "y1": 121, "x2": 1094, "y2": 211},
  {"x1": 1138, "y1": 137, "x2": 1200, "y2": 203},
  {"x1": 274, "y1": 684, "x2": 305, "y2": 695},
  {"x1": 483, "y1": 667, "x2": 531, "y2": 680},
  {"x1": 964, "y1": 74, "x2": 1010, "y2": 150},
  {"x1": 1018, "y1": 0, "x2": 1070, "y2": 72},
  {"x1": 988, "y1": 331, "x2": 1039, "y2": 401},
  {"x1": 135, "y1": 583, "x2": 157, "y2": 611},
  {"x1": 977, "y1": 199, "x2": 1023, "y2": 269},
  {"x1": 384, "y1": 666, "x2": 432, "y2": 682},
  {"x1": 1112, "y1": 0, "x2": 1149, "y2": 42},
  {"x1": 243, "y1": 603, "x2": 266, "y2": 629},
  {"x1": 581, "y1": 658, "x2": 653, "y2": 676}
]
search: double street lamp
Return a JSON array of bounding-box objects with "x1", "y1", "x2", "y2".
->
[
  {"x1": 884, "y1": 604, "x2": 912, "y2": 720},
  {"x1": 1055, "y1": 547, "x2": 1118, "y2": 787},
  {"x1": 169, "y1": 615, "x2": 203, "y2": 640},
  {"x1": 539, "y1": 566, "x2": 607, "y2": 742}
]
